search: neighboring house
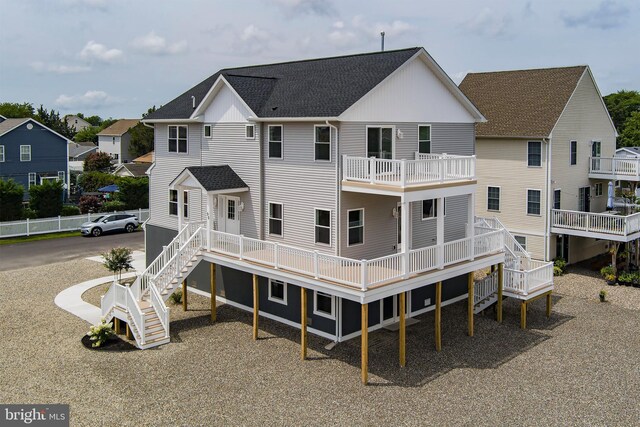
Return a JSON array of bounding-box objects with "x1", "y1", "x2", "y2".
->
[
  {"x1": 132, "y1": 151, "x2": 153, "y2": 164},
  {"x1": 97, "y1": 119, "x2": 139, "y2": 165},
  {"x1": 68, "y1": 141, "x2": 98, "y2": 172},
  {"x1": 460, "y1": 66, "x2": 618, "y2": 264},
  {"x1": 113, "y1": 162, "x2": 149, "y2": 177},
  {"x1": 0, "y1": 115, "x2": 6, "y2": 123},
  {"x1": 0, "y1": 118, "x2": 70, "y2": 198},
  {"x1": 65, "y1": 115, "x2": 92, "y2": 132},
  {"x1": 101, "y1": 48, "x2": 553, "y2": 381}
]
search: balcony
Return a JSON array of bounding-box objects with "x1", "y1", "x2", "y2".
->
[
  {"x1": 504, "y1": 259, "x2": 554, "y2": 297},
  {"x1": 550, "y1": 208, "x2": 640, "y2": 242},
  {"x1": 589, "y1": 157, "x2": 640, "y2": 181},
  {"x1": 342, "y1": 153, "x2": 476, "y2": 195}
]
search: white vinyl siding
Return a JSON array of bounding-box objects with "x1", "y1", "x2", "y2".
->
[{"x1": 20, "y1": 145, "x2": 31, "y2": 162}]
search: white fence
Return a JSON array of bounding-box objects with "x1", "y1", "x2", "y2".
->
[
  {"x1": 0, "y1": 209, "x2": 150, "y2": 238},
  {"x1": 589, "y1": 156, "x2": 640, "y2": 177}
]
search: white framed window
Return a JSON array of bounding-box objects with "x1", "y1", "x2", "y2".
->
[
  {"x1": 527, "y1": 189, "x2": 541, "y2": 215},
  {"x1": 313, "y1": 291, "x2": 335, "y2": 319},
  {"x1": 418, "y1": 125, "x2": 431, "y2": 154},
  {"x1": 315, "y1": 209, "x2": 331, "y2": 245},
  {"x1": 245, "y1": 124, "x2": 255, "y2": 140},
  {"x1": 347, "y1": 208, "x2": 364, "y2": 246},
  {"x1": 227, "y1": 198, "x2": 236, "y2": 220},
  {"x1": 554, "y1": 189, "x2": 561, "y2": 210},
  {"x1": 595, "y1": 183, "x2": 603, "y2": 197},
  {"x1": 268, "y1": 279, "x2": 287, "y2": 305},
  {"x1": 527, "y1": 141, "x2": 541, "y2": 167},
  {"x1": 168, "y1": 125, "x2": 188, "y2": 153},
  {"x1": 57, "y1": 171, "x2": 65, "y2": 182},
  {"x1": 314, "y1": 125, "x2": 331, "y2": 161},
  {"x1": 268, "y1": 125, "x2": 282, "y2": 159},
  {"x1": 112, "y1": 137, "x2": 115, "y2": 144},
  {"x1": 366, "y1": 126, "x2": 393, "y2": 159},
  {"x1": 422, "y1": 199, "x2": 445, "y2": 220},
  {"x1": 204, "y1": 124, "x2": 212, "y2": 138},
  {"x1": 487, "y1": 186, "x2": 500, "y2": 211},
  {"x1": 0, "y1": 145, "x2": 4, "y2": 162},
  {"x1": 112, "y1": 153, "x2": 119, "y2": 160},
  {"x1": 182, "y1": 190, "x2": 189, "y2": 219},
  {"x1": 169, "y1": 189, "x2": 178, "y2": 216},
  {"x1": 20, "y1": 145, "x2": 31, "y2": 162},
  {"x1": 268, "y1": 202, "x2": 283, "y2": 236},
  {"x1": 28, "y1": 172, "x2": 36, "y2": 188},
  {"x1": 570, "y1": 141, "x2": 577, "y2": 165},
  {"x1": 514, "y1": 235, "x2": 527, "y2": 251}
]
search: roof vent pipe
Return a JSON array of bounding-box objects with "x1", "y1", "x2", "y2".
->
[
  {"x1": 380, "y1": 32, "x2": 385, "y2": 51},
  {"x1": 191, "y1": 96, "x2": 196, "y2": 109}
]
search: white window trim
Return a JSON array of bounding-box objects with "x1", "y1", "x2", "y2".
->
[
  {"x1": 169, "y1": 189, "x2": 178, "y2": 217},
  {"x1": 268, "y1": 124, "x2": 283, "y2": 159},
  {"x1": 346, "y1": 208, "x2": 364, "y2": 247},
  {"x1": 182, "y1": 190, "x2": 189, "y2": 219},
  {"x1": 418, "y1": 124, "x2": 432, "y2": 154},
  {"x1": 268, "y1": 279, "x2": 288, "y2": 305},
  {"x1": 314, "y1": 208, "x2": 332, "y2": 246},
  {"x1": 268, "y1": 202, "x2": 283, "y2": 237},
  {"x1": 28, "y1": 172, "x2": 36, "y2": 188},
  {"x1": 314, "y1": 124, "x2": 331, "y2": 162},
  {"x1": 421, "y1": 199, "x2": 446, "y2": 221},
  {"x1": 594, "y1": 183, "x2": 603, "y2": 197},
  {"x1": 245, "y1": 124, "x2": 256, "y2": 140},
  {"x1": 364, "y1": 125, "x2": 395, "y2": 159},
  {"x1": 487, "y1": 186, "x2": 500, "y2": 212},
  {"x1": 168, "y1": 125, "x2": 189, "y2": 154},
  {"x1": 570, "y1": 140, "x2": 577, "y2": 166},
  {"x1": 527, "y1": 141, "x2": 542, "y2": 168},
  {"x1": 554, "y1": 188, "x2": 562, "y2": 210},
  {"x1": 57, "y1": 171, "x2": 65, "y2": 182},
  {"x1": 0, "y1": 145, "x2": 4, "y2": 162},
  {"x1": 526, "y1": 188, "x2": 542, "y2": 216},
  {"x1": 20, "y1": 145, "x2": 31, "y2": 162},
  {"x1": 313, "y1": 291, "x2": 335, "y2": 320},
  {"x1": 514, "y1": 235, "x2": 527, "y2": 251},
  {"x1": 204, "y1": 124, "x2": 212, "y2": 138}
]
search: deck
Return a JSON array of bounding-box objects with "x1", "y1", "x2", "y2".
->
[
  {"x1": 550, "y1": 208, "x2": 640, "y2": 242},
  {"x1": 588, "y1": 156, "x2": 640, "y2": 181}
]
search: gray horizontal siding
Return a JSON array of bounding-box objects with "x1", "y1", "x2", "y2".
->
[{"x1": 411, "y1": 195, "x2": 469, "y2": 248}]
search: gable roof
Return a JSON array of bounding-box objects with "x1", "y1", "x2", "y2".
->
[
  {"x1": 97, "y1": 119, "x2": 140, "y2": 136},
  {"x1": 615, "y1": 147, "x2": 640, "y2": 157},
  {"x1": 114, "y1": 163, "x2": 150, "y2": 177},
  {"x1": 68, "y1": 141, "x2": 97, "y2": 158},
  {"x1": 145, "y1": 48, "x2": 424, "y2": 120},
  {"x1": 0, "y1": 117, "x2": 71, "y2": 141},
  {"x1": 170, "y1": 165, "x2": 248, "y2": 192},
  {"x1": 459, "y1": 66, "x2": 587, "y2": 138},
  {"x1": 133, "y1": 151, "x2": 154, "y2": 163}
]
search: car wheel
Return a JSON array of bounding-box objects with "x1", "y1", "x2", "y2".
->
[
  {"x1": 125, "y1": 223, "x2": 135, "y2": 233},
  {"x1": 91, "y1": 227, "x2": 102, "y2": 237}
]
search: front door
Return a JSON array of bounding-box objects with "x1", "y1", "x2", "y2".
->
[
  {"x1": 579, "y1": 187, "x2": 591, "y2": 212},
  {"x1": 218, "y1": 195, "x2": 240, "y2": 234},
  {"x1": 592, "y1": 141, "x2": 601, "y2": 170}
]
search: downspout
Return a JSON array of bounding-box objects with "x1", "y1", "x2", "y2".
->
[
  {"x1": 326, "y1": 120, "x2": 340, "y2": 257},
  {"x1": 544, "y1": 136, "x2": 551, "y2": 262},
  {"x1": 259, "y1": 122, "x2": 265, "y2": 240}
]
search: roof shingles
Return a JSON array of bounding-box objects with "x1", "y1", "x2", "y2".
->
[{"x1": 186, "y1": 165, "x2": 247, "y2": 192}]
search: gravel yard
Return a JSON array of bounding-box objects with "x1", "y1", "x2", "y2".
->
[{"x1": 1, "y1": 259, "x2": 640, "y2": 426}]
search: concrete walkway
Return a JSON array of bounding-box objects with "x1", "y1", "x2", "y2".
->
[{"x1": 54, "y1": 250, "x2": 146, "y2": 324}]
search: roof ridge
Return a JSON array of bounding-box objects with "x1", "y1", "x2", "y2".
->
[
  {"x1": 466, "y1": 65, "x2": 587, "y2": 76},
  {"x1": 224, "y1": 73, "x2": 278, "y2": 80}
]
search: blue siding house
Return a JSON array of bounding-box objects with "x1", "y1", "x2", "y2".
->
[{"x1": 0, "y1": 118, "x2": 70, "y2": 198}]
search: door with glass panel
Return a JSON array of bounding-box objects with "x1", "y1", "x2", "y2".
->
[
  {"x1": 591, "y1": 141, "x2": 601, "y2": 171},
  {"x1": 367, "y1": 127, "x2": 393, "y2": 159}
]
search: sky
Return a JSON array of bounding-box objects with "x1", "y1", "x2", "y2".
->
[{"x1": 1, "y1": 0, "x2": 638, "y2": 119}]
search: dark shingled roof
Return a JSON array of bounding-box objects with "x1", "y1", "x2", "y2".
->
[
  {"x1": 146, "y1": 48, "x2": 422, "y2": 120},
  {"x1": 459, "y1": 66, "x2": 587, "y2": 137},
  {"x1": 186, "y1": 165, "x2": 247, "y2": 191}
]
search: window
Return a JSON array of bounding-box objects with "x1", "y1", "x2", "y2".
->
[
  {"x1": 268, "y1": 125, "x2": 282, "y2": 158},
  {"x1": 169, "y1": 190, "x2": 178, "y2": 216},
  {"x1": 570, "y1": 141, "x2": 577, "y2": 165},
  {"x1": 28, "y1": 172, "x2": 36, "y2": 188},
  {"x1": 169, "y1": 125, "x2": 188, "y2": 153},
  {"x1": 245, "y1": 124, "x2": 255, "y2": 140},
  {"x1": 514, "y1": 235, "x2": 527, "y2": 251},
  {"x1": 268, "y1": 202, "x2": 283, "y2": 236},
  {"x1": 183, "y1": 191, "x2": 189, "y2": 218},
  {"x1": 268, "y1": 279, "x2": 287, "y2": 305},
  {"x1": 314, "y1": 291, "x2": 335, "y2": 319},
  {"x1": 315, "y1": 209, "x2": 331, "y2": 245},
  {"x1": 422, "y1": 199, "x2": 445, "y2": 219},
  {"x1": 419, "y1": 125, "x2": 431, "y2": 154},
  {"x1": 227, "y1": 199, "x2": 236, "y2": 220},
  {"x1": 314, "y1": 125, "x2": 331, "y2": 161},
  {"x1": 527, "y1": 189, "x2": 541, "y2": 215},
  {"x1": 487, "y1": 187, "x2": 500, "y2": 211},
  {"x1": 527, "y1": 141, "x2": 541, "y2": 167},
  {"x1": 20, "y1": 145, "x2": 31, "y2": 162},
  {"x1": 58, "y1": 171, "x2": 65, "y2": 182},
  {"x1": 112, "y1": 153, "x2": 119, "y2": 160},
  {"x1": 595, "y1": 183, "x2": 603, "y2": 197},
  {"x1": 0, "y1": 145, "x2": 4, "y2": 162},
  {"x1": 554, "y1": 189, "x2": 561, "y2": 209},
  {"x1": 112, "y1": 137, "x2": 115, "y2": 144},
  {"x1": 347, "y1": 209, "x2": 364, "y2": 246},
  {"x1": 204, "y1": 125, "x2": 212, "y2": 138},
  {"x1": 367, "y1": 126, "x2": 393, "y2": 159}
]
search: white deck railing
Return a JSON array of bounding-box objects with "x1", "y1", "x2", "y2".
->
[
  {"x1": 342, "y1": 153, "x2": 475, "y2": 187},
  {"x1": 474, "y1": 271, "x2": 498, "y2": 304},
  {"x1": 551, "y1": 209, "x2": 640, "y2": 237},
  {"x1": 589, "y1": 157, "x2": 640, "y2": 177},
  {"x1": 504, "y1": 259, "x2": 553, "y2": 296}
]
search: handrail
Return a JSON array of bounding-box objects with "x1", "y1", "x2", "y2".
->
[
  {"x1": 589, "y1": 156, "x2": 640, "y2": 177},
  {"x1": 125, "y1": 286, "x2": 145, "y2": 344},
  {"x1": 149, "y1": 283, "x2": 169, "y2": 338}
]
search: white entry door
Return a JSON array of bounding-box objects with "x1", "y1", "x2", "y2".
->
[{"x1": 218, "y1": 195, "x2": 240, "y2": 234}]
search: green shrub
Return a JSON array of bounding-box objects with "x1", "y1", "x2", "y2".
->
[
  {"x1": 169, "y1": 290, "x2": 182, "y2": 305},
  {"x1": 553, "y1": 258, "x2": 567, "y2": 273},
  {"x1": 21, "y1": 207, "x2": 38, "y2": 219},
  {"x1": 87, "y1": 318, "x2": 115, "y2": 347},
  {"x1": 28, "y1": 179, "x2": 63, "y2": 217},
  {"x1": 553, "y1": 266, "x2": 563, "y2": 276},
  {"x1": 77, "y1": 171, "x2": 118, "y2": 193},
  {"x1": 61, "y1": 205, "x2": 81, "y2": 216},
  {"x1": 116, "y1": 177, "x2": 148, "y2": 210},
  {"x1": 101, "y1": 200, "x2": 126, "y2": 212},
  {"x1": 0, "y1": 179, "x2": 25, "y2": 221},
  {"x1": 83, "y1": 152, "x2": 112, "y2": 172}
]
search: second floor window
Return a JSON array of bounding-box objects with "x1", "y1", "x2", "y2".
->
[
  {"x1": 487, "y1": 187, "x2": 500, "y2": 211},
  {"x1": 527, "y1": 189, "x2": 541, "y2": 215},
  {"x1": 0, "y1": 145, "x2": 4, "y2": 162},
  {"x1": 347, "y1": 209, "x2": 364, "y2": 246},
  {"x1": 183, "y1": 191, "x2": 189, "y2": 218},
  {"x1": 58, "y1": 171, "x2": 65, "y2": 182},
  {"x1": 554, "y1": 189, "x2": 561, "y2": 209},
  {"x1": 269, "y1": 202, "x2": 283, "y2": 236},
  {"x1": 269, "y1": 125, "x2": 282, "y2": 158},
  {"x1": 112, "y1": 153, "x2": 119, "y2": 160},
  {"x1": 20, "y1": 145, "x2": 31, "y2": 162},
  {"x1": 315, "y1": 209, "x2": 331, "y2": 245},
  {"x1": 28, "y1": 172, "x2": 36, "y2": 188},
  {"x1": 367, "y1": 127, "x2": 393, "y2": 159},
  {"x1": 422, "y1": 199, "x2": 445, "y2": 219},
  {"x1": 204, "y1": 125, "x2": 212, "y2": 138},
  {"x1": 570, "y1": 141, "x2": 577, "y2": 165},
  {"x1": 169, "y1": 125, "x2": 188, "y2": 153},
  {"x1": 419, "y1": 125, "x2": 431, "y2": 153},
  {"x1": 528, "y1": 141, "x2": 541, "y2": 167},
  {"x1": 245, "y1": 124, "x2": 255, "y2": 140},
  {"x1": 595, "y1": 183, "x2": 603, "y2": 197},
  {"x1": 169, "y1": 190, "x2": 178, "y2": 216},
  {"x1": 315, "y1": 125, "x2": 330, "y2": 161}
]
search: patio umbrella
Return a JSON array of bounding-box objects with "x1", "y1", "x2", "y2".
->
[
  {"x1": 607, "y1": 181, "x2": 614, "y2": 210},
  {"x1": 98, "y1": 184, "x2": 119, "y2": 193}
]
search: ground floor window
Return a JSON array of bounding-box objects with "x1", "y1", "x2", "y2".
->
[
  {"x1": 169, "y1": 190, "x2": 178, "y2": 216},
  {"x1": 28, "y1": 172, "x2": 36, "y2": 188},
  {"x1": 514, "y1": 235, "x2": 527, "y2": 251},
  {"x1": 268, "y1": 279, "x2": 287, "y2": 305},
  {"x1": 314, "y1": 291, "x2": 335, "y2": 319}
]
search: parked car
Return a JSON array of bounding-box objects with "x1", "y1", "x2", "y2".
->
[{"x1": 80, "y1": 213, "x2": 139, "y2": 237}]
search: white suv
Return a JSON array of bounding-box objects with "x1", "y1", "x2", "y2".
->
[{"x1": 80, "y1": 213, "x2": 139, "y2": 237}]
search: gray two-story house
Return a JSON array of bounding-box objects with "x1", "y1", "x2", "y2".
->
[{"x1": 101, "y1": 48, "x2": 553, "y2": 384}]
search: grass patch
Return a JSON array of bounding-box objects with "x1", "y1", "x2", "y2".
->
[{"x1": 0, "y1": 230, "x2": 81, "y2": 245}]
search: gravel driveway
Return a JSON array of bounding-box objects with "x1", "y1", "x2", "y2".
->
[{"x1": 1, "y1": 260, "x2": 639, "y2": 426}]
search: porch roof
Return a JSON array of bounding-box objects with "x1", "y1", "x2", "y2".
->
[{"x1": 170, "y1": 165, "x2": 248, "y2": 193}]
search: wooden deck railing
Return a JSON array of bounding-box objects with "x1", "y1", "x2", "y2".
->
[
  {"x1": 589, "y1": 157, "x2": 640, "y2": 177},
  {"x1": 551, "y1": 209, "x2": 640, "y2": 237}
]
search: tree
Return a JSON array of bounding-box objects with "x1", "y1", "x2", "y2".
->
[
  {"x1": 619, "y1": 111, "x2": 640, "y2": 148},
  {"x1": 34, "y1": 105, "x2": 75, "y2": 139},
  {"x1": 128, "y1": 122, "x2": 154, "y2": 157},
  {"x1": 0, "y1": 179, "x2": 25, "y2": 221},
  {"x1": 84, "y1": 115, "x2": 103, "y2": 126},
  {"x1": 0, "y1": 102, "x2": 35, "y2": 118},
  {"x1": 83, "y1": 152, "x2": 112, "y2": 172},
  {"x1": 603, "y1": 90, "x2": 640, "y2": 133},
  {"x1": 77, "y1": 171, "x2": 117, "y2": 193},
  {"x1": 117, "y1": 177, "x2": 149, "y2": 209},
  {"x1": 74, "y1": 126, "x2": 100, "y2": 143},
  {"x1": 78, "y1": 195, "x2": 102, "y2": 213},
  {"x1": 102, "y1": 247, "x2": 133, "y2": 283},
  {"x1": 29, "y1": 179, "x2": 63, "y2": 218}
]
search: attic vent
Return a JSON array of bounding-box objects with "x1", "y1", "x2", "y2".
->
[{"x1": 191, "y1": 96, "x2": 196, "y2": 109}]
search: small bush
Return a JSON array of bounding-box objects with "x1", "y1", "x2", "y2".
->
[
  {"x1": 78, "y1": 195, "x2": 102, "y2": 213},
  {"x1": 599, "y1": 289, "x2": 607, "y2": 302},
  {"x1": 102, "y1": 247, "x2": 133, "y2": 283},
  {"x1": 0, "y1": 179, "x2": 25, "y2": 221},
  {"x1": 169, "y1": 290, "x2": 182, "y2": 305},
  {"x1": 101, "y1": 200, "x2": 126, "y2": 213},
  {"x1": 553, "y1": 266, "x2": 563, "y2": 277},
  {"x1": 87, "y1": 318, "x2": 115, "y2": 347},
  {"x1": 553, "y1": 258, "x2": 567, "y2": 274},
  {"x1": 21, "y1": 207, "x2": 38, "y2": 219},
  {"x1": 61, "y1": 205, "x2": 81, "y2": 216},
  {"x1": 618, "y1": 272, "x2": 633, "y2": 284}
]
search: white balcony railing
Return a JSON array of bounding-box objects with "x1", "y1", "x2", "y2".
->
[
  {"x1": 551, "y1": 209, "x2": 640, "y2": 237},
  {"x1": 589, "y1": 157, "x2": 640, "y2": 178},
  {"x1": 342, "y1": 153, "x2": 475, "y2": 187},
  {"x1": 504, "y1": 259, "x2": 554, "y2": 296}
]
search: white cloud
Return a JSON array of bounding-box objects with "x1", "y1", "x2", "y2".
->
[
  {"x1": 271, "y1": 0, "x2": 335, "y2": 16},
  {"x1": 30, "y1": 61, "x2": 91, "y2": 74},
  {"x1": 464, "y1": 8, "x2": 511, "y2": 38},
  {"x1": 131, "y1": 31, "x2": 187, "y2": 55},
  {"x1": 328, "y1": 29, "x2": 357, "y2": 47},
  {"x1": 326, "y1": 15, "x2": 414, "y2": 48},
  {"x1": 79, "y1": 41, "x2": 123, "y2": 63},
  {"x1": 333, "y1": 21, "x2": 344, "y2": 29},
  {"x1": 562, "y1": 0, "x2": 629, "y2": 30},
  {"x1": 241, "y1": 24, "x2": 270, "y2": 42},
  {"x1": 55, "y1": 90, "x2": 121, "y2": 109}
]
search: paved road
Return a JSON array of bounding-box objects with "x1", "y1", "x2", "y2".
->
[{"x1": 0, "y1": 231, "x2": 145, "y2": 272}]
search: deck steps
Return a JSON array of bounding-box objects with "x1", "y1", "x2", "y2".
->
[{"x1": 474, "y1": 295, "x2": 498, "y2": 314}]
